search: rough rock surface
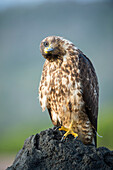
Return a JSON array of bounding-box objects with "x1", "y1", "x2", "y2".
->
[{"x1": 7, "y1": 127, "x2": 113, "y2": 170}]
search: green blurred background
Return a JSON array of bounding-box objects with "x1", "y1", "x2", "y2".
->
[{"x1": 0, "y1": 0, "x2": 113, "y2": 159}]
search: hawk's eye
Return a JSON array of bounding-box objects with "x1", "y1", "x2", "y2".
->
[{"x1": 43, "y1": 41, "x2": 49, "y2": 47}]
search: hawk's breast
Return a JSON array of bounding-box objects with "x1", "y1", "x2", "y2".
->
[{"x1": 45, "y1": 57, "x2": 85, "y2": 125}]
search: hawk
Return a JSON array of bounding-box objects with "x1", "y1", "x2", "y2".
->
[{"x1": 39, "y1": 36, "x2": 99, "y2": 146}]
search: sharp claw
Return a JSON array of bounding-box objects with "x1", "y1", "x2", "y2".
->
[
  {"x1": 74, "y1": 136, "x2": 78, "y2": 140},
  {"x1": 54, "y1": 126, "x2": 60, "y2": 131},
  {"x1": 61, "y1": 135, "x2": 66, "y2": 142}
]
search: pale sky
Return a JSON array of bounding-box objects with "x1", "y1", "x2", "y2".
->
[{"x1": 0, "y1": 0, "x2": 107, "y2": 11}]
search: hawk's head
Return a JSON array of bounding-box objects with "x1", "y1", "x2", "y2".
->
[{"x1": 40, "y1": 36, "x2": 66, "y2": 61}]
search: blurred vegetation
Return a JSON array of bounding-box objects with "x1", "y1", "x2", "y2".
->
[
  {"x1": 0, "y1": 113, "x2": 53, "y2": 153},
  {"x1": 0, "y1": 1, "x2": 113, "y2": 154},
  {"x1": 97, "y1": 104, "x2": 113, "y2": 150}
]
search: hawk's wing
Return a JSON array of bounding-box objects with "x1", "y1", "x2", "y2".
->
[{"x1": 78, "y1": 53, "x2": 99, "y2": 145}]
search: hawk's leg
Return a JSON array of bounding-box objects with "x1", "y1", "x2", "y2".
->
[{"x1": 59, "y1": 121, "x2": 78, "y2": 140}]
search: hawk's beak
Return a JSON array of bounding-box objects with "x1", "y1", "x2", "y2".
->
[{"x1": 44, "y1": 47, "x2": 54, "y2": 54}]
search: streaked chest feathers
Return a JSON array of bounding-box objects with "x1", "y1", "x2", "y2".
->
[{"x1": 39, "y1": 56, "x2": 84, "y2": 118}]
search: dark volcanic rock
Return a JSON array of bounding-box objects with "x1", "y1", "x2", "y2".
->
[{"x1": 7, "y1": 127, "x2": 113, "y2": 170}]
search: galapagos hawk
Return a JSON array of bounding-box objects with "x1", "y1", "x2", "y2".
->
[{"x1": 39, "y1": 36, "x2": 99, "y2": 146}]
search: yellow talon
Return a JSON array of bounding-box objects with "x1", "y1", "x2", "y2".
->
[{"x1": 59, "y1": 121, "x2": 78, "y2": 139}]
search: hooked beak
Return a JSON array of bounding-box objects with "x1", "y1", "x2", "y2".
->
[{"x1": 44, "y1": 47, "x2": 54, "y2": 54}]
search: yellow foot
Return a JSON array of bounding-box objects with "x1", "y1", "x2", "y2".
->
[{"x1": 59, "y1": 121, "x2": 78, "y2": 139}]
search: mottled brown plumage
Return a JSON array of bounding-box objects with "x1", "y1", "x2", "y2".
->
[{"x1": 39, "y1": 36, "x2": 99, "y2": 146}]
